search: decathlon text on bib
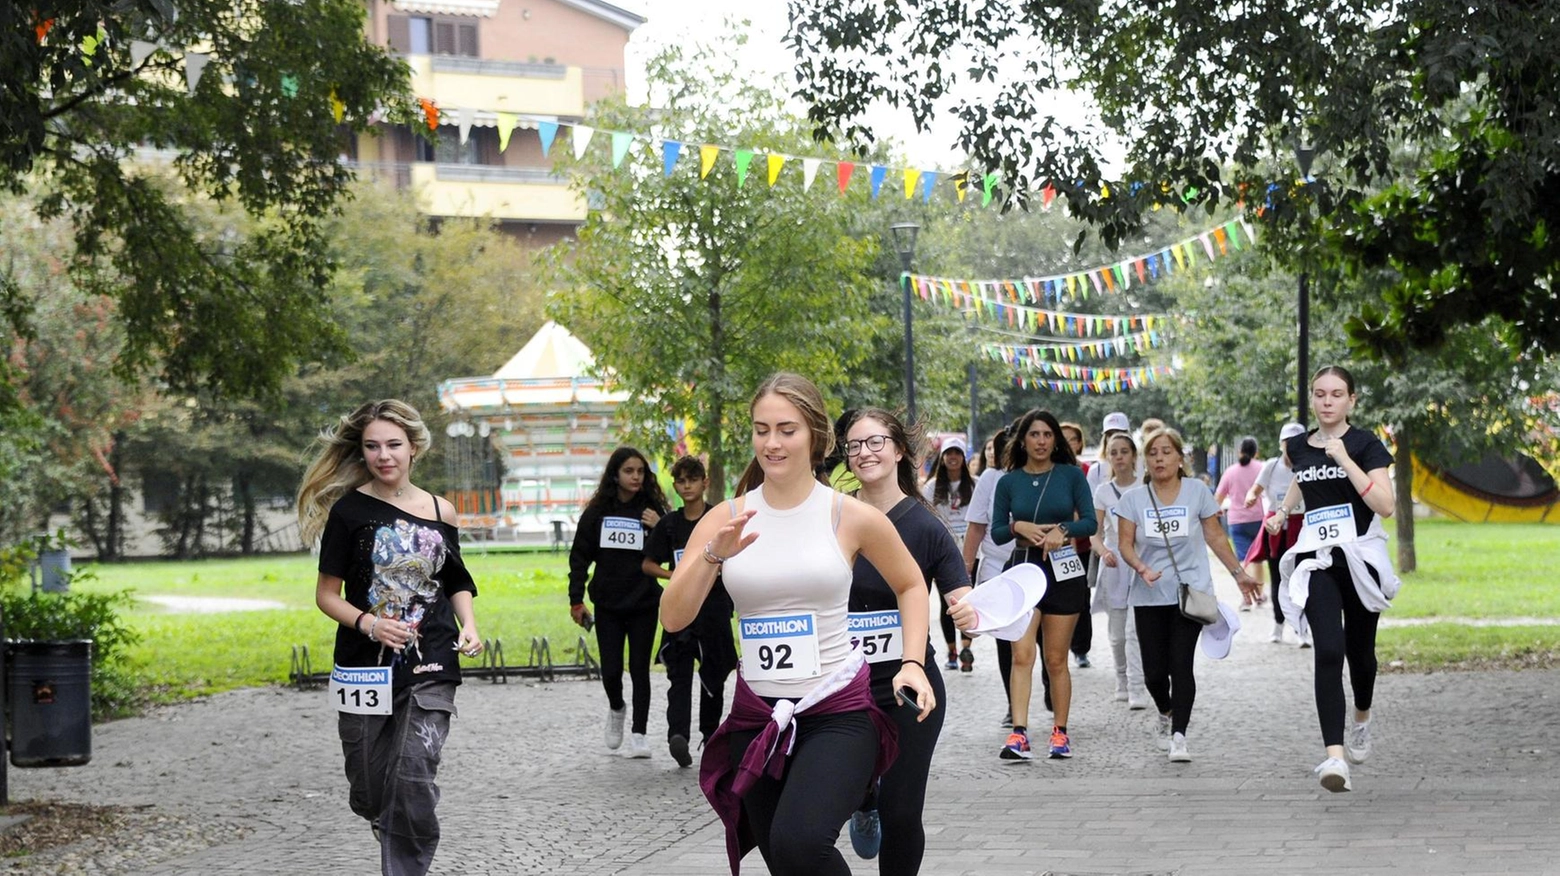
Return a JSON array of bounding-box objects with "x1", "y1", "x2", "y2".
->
[
  {"x1": 1299, "y1": 503, "x2": 1357, "y2": 552},
  {"x1": 1144, "y1": 505, "x2": 1190, "y2": 539},
  {"x1": 330, "y1": 664, "x2": 393, "y2": 715},
  {"x1": 1048, "y1": 545, "x2": 1086, "y2": 581},
  {"x1": 600, "y1": 516, "x2": 644, "y2": 551}
]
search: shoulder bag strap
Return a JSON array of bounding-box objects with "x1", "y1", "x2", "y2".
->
[{"x1": 1144, "y1": 483, "x2": 1188, "y2": 586}]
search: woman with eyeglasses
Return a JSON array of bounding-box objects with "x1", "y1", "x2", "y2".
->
[
  {"x1": 986, "y1": 409, "x2": 1097, "y2": 761},
  {"x1": 841, "y1": 409, "x2": 971, "y2": 874}
]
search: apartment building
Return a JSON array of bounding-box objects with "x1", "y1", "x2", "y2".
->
[{"x1": 353, "y1": 0, "x2": 645, "y2": 246}]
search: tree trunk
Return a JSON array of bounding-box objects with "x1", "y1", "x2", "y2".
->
[
  {"x1": 105, "y1": 431, "x2": 124, "y2": 561},
  {"x1": 236, "y1": 470, "x2": 257, "y2": 555},
  {"x1": 1393, "y1": 423, "x2": 1417, "y2": 573},
  {"x1": 706, "y1": 284, "x2": 728, "y2": 503}
]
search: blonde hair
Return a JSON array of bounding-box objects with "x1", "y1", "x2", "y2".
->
[
  {"x1": 296, "y1": 399, "x2": 433, "y2": 545},
  {"x1": 1140, "y1": 427, "x2": 1190, "y2": 481},
  {"x1": 734, "y1": 373, "x2": 834, "y2": 495}
]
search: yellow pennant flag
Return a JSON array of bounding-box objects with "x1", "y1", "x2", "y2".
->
[
  {"x1": 699, "y1": 145, "x2": 719, "y2": 179},
  {"x1": 955, "y1": 173, "x2": 968, "y2": 202},
  {"x1": 495, "y1": 112, "x2": 517, "y2": 153},
  {"x1": 903, "y1": 168, "x2": 920, "y2": 199},
  {"x1": 767, "y1": 153, "x2": 785, "y2": 187},
  {"x1": 330, "y1": 88, "x2": 345, "y2": 124}
]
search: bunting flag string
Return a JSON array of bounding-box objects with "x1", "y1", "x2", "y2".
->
[
  {"x1": 993, "y1": 355, "x2": 1175, "y2": 383},
  {"x1": 917, "y1": 278, "x2": 1172, "y2": 338},
  {"x1": 907, "y1": 219, "x2": 1255, "y2": 310},
  {"x1": 1008, "y1": 369, "x2": 1173, "y2": 394},
  {"x1": 982, "y1": 330, "x2": 1171, "y2": 362}
]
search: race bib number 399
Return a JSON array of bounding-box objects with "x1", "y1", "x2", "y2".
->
[
  {"x1": 1144, "y1": 506, "x2": 1190, "y2": 540},
  {"x1": 847, "y1": 610, "x2": 904, "y2": 664},
  {"x1": 1048, "y1": 545, "x2": 1086, "y2": 581},
  {"x1": 330, "y1": 664, "x2": 392, "y2": 715},
  {"x1": 739, "y1": 613, "x2": 822, "y2": 681},
  {"x1": 600, "y1": 516, "x2": 644, "y2": 551}
]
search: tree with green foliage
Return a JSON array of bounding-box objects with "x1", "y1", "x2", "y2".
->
[
  {"x1": 1, "y1": 0, "x2": 411, "y2": 402},
  {"x1": 787, "y1": 0, "x2": 1560, "y2": 357},
  {"x1": 542, "y1": 38, "x2": 891, "y2": 497},
  {"x1": 1167, "y1": 251, "x2": 1557, "y2": 571}
]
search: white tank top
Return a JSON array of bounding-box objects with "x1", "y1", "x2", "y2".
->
[{"x1": 722, "y1": 480, "x2": 854, "y2": 699}]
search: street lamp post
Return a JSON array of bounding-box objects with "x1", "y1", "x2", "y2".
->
[
  {"x1": 890, "y1": 222, "x2": 920, "y2": 424},
  {"x1": 1293, "y1": 143, "x2": 1316, "y2": 428}
]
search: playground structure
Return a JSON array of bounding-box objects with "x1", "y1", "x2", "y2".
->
[
  {"x1": 1412, "y1": 451, "x2": 1560, "y2": 523},
  {"x1": 438, "y1": 321, "x2": 629, "y2": 545}
]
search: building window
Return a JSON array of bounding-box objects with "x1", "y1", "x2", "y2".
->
[
  {"x1": 414, "y1": 129, "x2": 436, "y2": 163},
  {"x1": 387, "y1": 15, "x2": 476, "y2": 57},
  {"x1": 435, "y1": 128, "x2": 478, "y2": 164},
  {"x1": 408, "y1": 16, "x2": 432, "y2": 53}
]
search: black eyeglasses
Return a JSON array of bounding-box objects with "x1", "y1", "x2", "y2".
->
[{"x1": 845, "y1": 434, "x2": 892, "y2": 456}]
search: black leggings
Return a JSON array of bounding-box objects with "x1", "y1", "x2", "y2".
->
[
  {"x1": 867, "y1": 654, "x2": 947, "y2": 876},
  {"x1": 937, "y1": 597, "x2": 958, "y2": 649},
  {"x1": 594, "y1": 606, "x2": 659, "y2": 735},
  {"x1": 1134, "y1": 604, "x2": 1202, "y2": 734},
  {"x1": 727, "y1": 710, "x2": 881, "y2": 876},
  {"x1": 1301, "y1": 554, "x2": 1380, "y2": 746}
]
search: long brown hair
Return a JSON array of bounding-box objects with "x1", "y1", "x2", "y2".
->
[
  {"x1": 734, "y1": 372, "x2": 834, "y2": 495},
  {"x1": 296, "y1": 399, "x2": 432, "y2": 545},
  {"x1": 843, "y1": 407, "x2": 928, "y2": 508},
  {"x1": 1006, "y1": 409, "x2": 1078, "y2": 471},
  {"x1": 585, "y1": 446, "x2": 668, "y2": 513},
  {"x1": 930, "y1": 442, "x2": 973, "y2": 508}
]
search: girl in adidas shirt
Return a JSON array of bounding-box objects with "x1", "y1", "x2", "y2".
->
[{"x1": 1267, "y1": 365, "x2": 1397, "y2": 792}]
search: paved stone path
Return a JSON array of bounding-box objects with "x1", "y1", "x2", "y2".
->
[{"x1": 10, "y1": 570, "x2": 1560, "y2": 875}]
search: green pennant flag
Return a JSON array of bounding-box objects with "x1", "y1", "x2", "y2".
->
[
  {"x1": 981, "y1": 173, "x2": 998, "y2": 207},
  {"x1": 611, "y1": 131, "x2": 633, "y2": 168},
  {"x1": 735, "y1": 150, "x2": 754, "y2": 187},
  {"x1": 1227, "y1": 221, "x2": 1243, "y2": 250}
]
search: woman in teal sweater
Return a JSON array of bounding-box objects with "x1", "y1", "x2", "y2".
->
[{"x1": 990, "y1": 409, "x2": 1097, "y2": 761}]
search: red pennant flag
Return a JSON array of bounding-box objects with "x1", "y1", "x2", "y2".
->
[
  {"x1": 837, "y1": 161, "x2": 855, "y2": 194},
  {"x1": 1134, "y1": 259, "x2": 1146, "y2": 283},
  {"x1": 1042, "y1": 184, "x2": 1056, "y2": 210},
  {"x1": 34, "y1": 15, "x2": 54, "y2": 43}
]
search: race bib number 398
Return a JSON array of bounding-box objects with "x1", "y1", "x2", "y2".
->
[
  {"x1": 330, "y1": 664, "x2": 392, "y2": 715},
  {"x1": 739, "y1": 613, "x2": 822, "y2": 681},
  {"x1": 600, "y1": 517, "x2": 644, "y2": 551},
  {"x1": 1048, "y1": 545, "x2": 1086, "y2": 581},
  {"x1": 847, "y1": 610, "x2": 904, "y2": 664}
]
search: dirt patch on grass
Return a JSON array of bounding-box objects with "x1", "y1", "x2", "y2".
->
[{"x1": 1382, "y1": 650, "x2": 1560, "y2": 673}]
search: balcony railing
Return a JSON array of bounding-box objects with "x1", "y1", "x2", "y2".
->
[{"x1": 429, "y1": 56, "x2": 568, "y2": 79}]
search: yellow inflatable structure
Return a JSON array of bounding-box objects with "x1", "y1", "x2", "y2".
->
[{"x1": 1412, "y1": 453, "x2": 1560, "y2": 524}]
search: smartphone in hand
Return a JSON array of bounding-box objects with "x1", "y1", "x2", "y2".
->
[{"x1": 895, "y1": 685, "x2": 923, "y2": 714}]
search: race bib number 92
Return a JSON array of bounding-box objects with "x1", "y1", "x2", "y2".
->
[{"x1": 739, "y1": 613, "x2": 822, "y2": 681}]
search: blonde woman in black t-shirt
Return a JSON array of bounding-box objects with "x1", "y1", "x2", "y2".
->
[
  {"x1": 297, "y1": 399, "x2": 482, "y2": 876},
  {"x1": 1267, "y1": 366, "x2": 1397, "y2": 793}
]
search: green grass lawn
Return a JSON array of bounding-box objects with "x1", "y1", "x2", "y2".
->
[{"x1": 65, "y1": 518, "x2": 1560, "y2": 704}]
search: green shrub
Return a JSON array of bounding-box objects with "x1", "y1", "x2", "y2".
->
[{"x1": 0, "y1": 541, "x2": 144, "y2": 720}]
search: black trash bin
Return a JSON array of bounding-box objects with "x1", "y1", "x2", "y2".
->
[{"x1": 7, "y1": 640, "x2": 92, "y2": 767}]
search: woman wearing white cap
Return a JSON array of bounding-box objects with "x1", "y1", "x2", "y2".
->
[
  {"x1": 1117, "y1": 428, "x2": 1262, "y2": 762},
  {"x1": 1267, "y1": 365, "x2": 1397, "y2": 793},
  {"x1": 1245, "y1": 423, "x2": 1308, "y2": 644},
  {"x1": 923, "y1": 436, "x2": 976, "y2": 672}
]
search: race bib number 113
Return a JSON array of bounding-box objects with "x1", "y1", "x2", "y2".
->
[{"x1": 330, "y1": 664, "x2": 392, "y2": 715}]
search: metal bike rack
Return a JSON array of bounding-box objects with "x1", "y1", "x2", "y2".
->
[{"x1": 288, "y1": 631, "x2": 599, "y2": 687}]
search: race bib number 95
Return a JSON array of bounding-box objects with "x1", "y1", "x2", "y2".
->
[
  {"x1": 330, "y1": 664, "x2": 392, "y2": 715},
  {"x1": 739, "y1": 613, "x2": 822, "y2": 681},
  {"x1": 1300, "y1": 504, "x2": 1357, "y2": 551}
]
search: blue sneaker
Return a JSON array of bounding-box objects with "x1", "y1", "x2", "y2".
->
[
  {"x1": 999, "y1": 729, "x2": 1032, "y2": 760},
  {"x1": 1048, "y1": 727, "x2": 1072, "y2": 759},
  {"x1": 848, "y1": 808, "x2": 881, "y2": 859}
]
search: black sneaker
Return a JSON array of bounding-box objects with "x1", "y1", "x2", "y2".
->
[
  {"x1": 669, "y1": 734, "x2": 693, "y2": 768},
  {"x1": 1000, "y1": 710, "x2": 1013, "y2": 728},
  {"x1": 959, "y1": 646, "x2": 974, "y2": 673}
]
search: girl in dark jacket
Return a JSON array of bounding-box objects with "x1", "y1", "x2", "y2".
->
[{"x1": 569, "y1": 446, "x2": 669, "y2": 758}]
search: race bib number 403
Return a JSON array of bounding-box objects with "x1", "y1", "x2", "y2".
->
[
  {"x1": 1144, "y1": 506, "x2": 1190, "y2": 540},
  {"x1": 600, "y1": 516, "x2": 644, "y2": 551},
  {"x1": 1048, "y1": 545, "x2": 1086, "y2": 581},
  {"x1": 847, "y1": 610, "x2": 904, "y2": 664},
  {"x1": 739, "y1": 613, "x2": 822, "y2": 681},
  {"x1": 1300, "y1": 504, "x2": 1357, "y2": 551},
  {"x1": 330, "y1": 664, "x2": 392, "y2": 715}
]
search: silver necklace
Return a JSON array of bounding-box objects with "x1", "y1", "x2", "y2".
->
[{"x1": 371, "y1": 481, "x2": 406, "y2": 500}]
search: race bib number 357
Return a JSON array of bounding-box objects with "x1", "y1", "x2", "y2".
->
[
  {"x1": 847, "y1": 610, "x2": 904, "y2": 664},
  {"x1": 600, "y1": 516, "x2": 644, "y2": 551},
  {"x1": 739, "y1": 613, "x2": 822, "y2": 681},
  {"x1": 330, "y1": 664, "x2": 392, "y2": 715}
]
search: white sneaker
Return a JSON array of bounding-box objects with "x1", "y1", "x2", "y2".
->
[
  {"x1": 1315, "y1": 756, "x2": 1352, "y2": 792},
  {"x1": 1298, "y1": 630, "x2": 1313, "y2": 649},
  {"x1": 1270, "y1": 622, "x2": 1285, "y2": 644},
  {"x1": 1127, "y1": 693, "x2": 1150, "y2": 711},
  {"x1": 1155, "y1": 713, "x2": 1173, "y2": 751},
  {"x1": 627, "y1": 732, "x2": 652, "y2": 758},
  {"x1": 605, "y1": 706, "x2": 626, "y2": 750},
  {"x1": 1345, "y1": 721, "x2": 1372, "y2": 764},
  {"x1": 1114, "y1": 678, "x2": 1129, "y2": 702},
  {"x1": 1168, "y1": 732, "x2": 1191, "y2": 762}
]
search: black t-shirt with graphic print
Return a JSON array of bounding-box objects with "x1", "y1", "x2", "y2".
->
[
  {"x1": 319, "y1": 490, "x2": 477, "y2": 690},
  {"x1": 1285, "y1": 425, "x2": 1393, "y2": 539}
]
